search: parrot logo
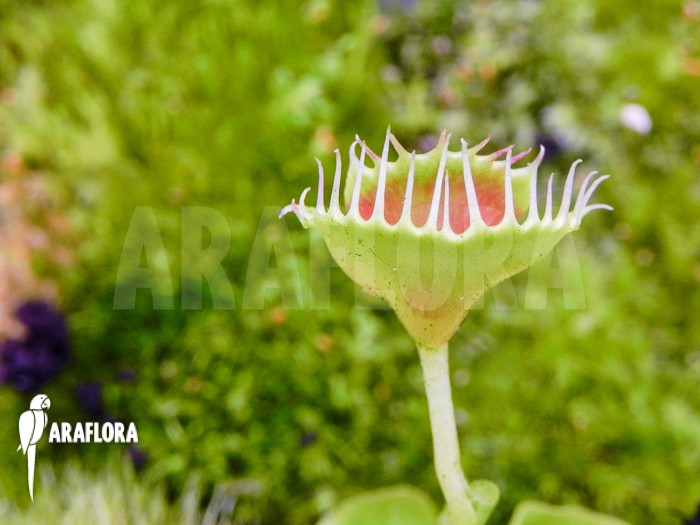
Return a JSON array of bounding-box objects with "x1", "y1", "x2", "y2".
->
[{"x1": 17, "y1": 394, "x2": 51, "y2": 501}]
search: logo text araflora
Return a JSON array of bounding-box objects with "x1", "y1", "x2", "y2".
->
[
  {"x1": 17, "y1": 394, "x2": 139, "y2": 502},
  {"x1": 48, "y1": 420, "x2": 138, "y2": 443}
]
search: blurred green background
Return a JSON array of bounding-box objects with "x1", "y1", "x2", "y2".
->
[{"x1": 1, "y1": 0, "x2": 699, "y2": 523}]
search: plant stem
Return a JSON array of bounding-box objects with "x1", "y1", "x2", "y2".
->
[{"x1": 418, "y1": 342, "x2": 477, "y2": 525}]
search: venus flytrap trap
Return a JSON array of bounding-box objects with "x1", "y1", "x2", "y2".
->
[{"x1": 280, "y1": 128, "x2": 613, "y2": 525}]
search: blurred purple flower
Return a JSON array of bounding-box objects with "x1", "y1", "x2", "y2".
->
[
  {"x1": 417, "y1": 134, "x2": 439, "y2": 152},
  {"x1": 0, "y1": 300, "x2": 69, "y2": 392},
  {"x1": 75, "y1": 381, "x2": 104, "y2": 419},
  {"x1": 536, "y1": 133, "x2": 564, "y2": 163},
  {"x1": 299, "y1": 432, "x2": 317, "y2": 448},
  {"x1": 128, "y1": 445, "x2": 148, "y2": 472},
  {"x1": 619, "y1": 103, "x2": 652, "y2": 134},
  {"x1": 687, "y1": 504, "x2": 700, "y2": 525},
  {"x1": 380, "y1": 0, "x2": 417, "y2": 14},
  {"x1": 116, "y1": 367, "x2": 138, "y2": 383}
]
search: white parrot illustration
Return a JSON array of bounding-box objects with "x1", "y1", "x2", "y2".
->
[{"x1": 17, "y1": 394, "x2": 51, "y2": 501}]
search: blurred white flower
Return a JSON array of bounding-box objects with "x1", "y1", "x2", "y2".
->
[{"x1": 619, "y1": 103, "x2": 653, "y2": 134}]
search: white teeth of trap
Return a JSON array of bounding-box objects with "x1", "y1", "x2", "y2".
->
[
  {"x1": 581, "y1": 203, "x2": 614, "y2": 219},
  {"x1": 427, "y1": 134, "x2": 451, "y2": 229},
  {"x1": 372, "y1": 129, "x2": 392, "y2": 222},
  {"x1": 572, "y1": 170, "x2": 599, "y2": 223},
  {"x1": 471, "y1": 135, "x2": 490, "y2": 153},
  {"x1": 503, "y1": 146, "x2": 516, "y2": 224},
  {"x1": 555, "y1": 159, "x2": 581, "y2": 227},
  {"x1": 524, "y1": 145, "x2": 545, "y2": 226},
  {"x1": 578, "y1": 175, "x2": 611, "y2": 220},
  {"x1": 355, "y1": 134, "x2": 379, "y2": 163},
  {"x1": 543, "y1": 174, "x2": 555, "y2": 225},
  {"x1": 511, "y1": 148, "x2": 532, "y2": 164},
  {"x1": 329, "y1": 148, "x2": 342, "y2": 215},
  {"x1": 348, "y1": 140, "x2": 366, "y2": 218},
  {"x1": 461, "y1": 139, "x2": 483, "y2": 227},
  {"x1": 400, "y1": 151, "x2": 416, "y2": 224},
  {"x1": 442, "y1": 172, "x2": 452, "y2": 233},
  {"x1": 284, "y1": 136, "x2": 611, "y2": 232},
  {"x1": 315, "y1": 158, "x2": 325, "y2": 213}
]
